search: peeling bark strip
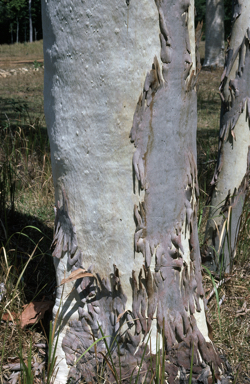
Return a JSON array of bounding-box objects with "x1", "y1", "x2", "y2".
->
[
  {"x1": 128, "y1": 0, "x2": 229, "y2": 381},
  {"x1": 203, "y1": 21, "x2": 250, "y2": 273}
]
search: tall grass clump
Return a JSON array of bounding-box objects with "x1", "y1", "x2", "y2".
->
[
  {"x1": 0, "y1": 103, "x2": 54, "y2": 233},
  {"x1": 0, "y1": 232, "x2": 60, "y2": 384}
]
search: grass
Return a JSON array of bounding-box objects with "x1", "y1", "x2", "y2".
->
[
  {"x1": 0, "y1": 40, "x2": 44, "y2": 70},
  {"x1": 0, "y1": 39, "x2": 249, "y2": 383},
  {"x1": 0, "y1": 40, "x2": 55, "y2": 383}
]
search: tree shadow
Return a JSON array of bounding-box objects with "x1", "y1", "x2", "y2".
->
[{"x1": 0, "y1": 208, "x2": 55, "y2": 304}]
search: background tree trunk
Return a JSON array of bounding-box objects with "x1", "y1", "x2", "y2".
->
[
  {"x1": 42, "y1": 0, "x2": 230, "y2": 383},
  {"x1": 16, "y1": 17, "x2": 19, "y2": 44},
  {"x1": 29, "y1": 0, "x2": 33, "y2": 43},
  {"x1": 203, "y1": 0, "x2": 225, "y2": 67},
  {"x1": 203, "y1": 1, "x2": 250, "y2": 274},
  {"x1": 10, "y1": 23, "x2": 13, "y2": 44}
]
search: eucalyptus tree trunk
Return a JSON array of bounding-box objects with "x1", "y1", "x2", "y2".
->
[
  {"x1": 203, "y1": 1, "x2": 250, "y2": 274},
  {"x1": 42, "y1": 0, "x2": 230, "y2": 383},
  {"x1": 203, "y1": 0, "x2": 225, "y2": 67}
]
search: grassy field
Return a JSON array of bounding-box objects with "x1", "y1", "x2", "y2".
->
[
  {"x1": 0, "y1": 40, "x2": 44, "y2": 69},
  {"x1": 0, "y1": 41, "x2": 249, "y2": 383}
]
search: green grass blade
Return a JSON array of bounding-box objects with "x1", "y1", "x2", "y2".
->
[
  {"x1": 98, "y1": 324, "x2": 119, "y2": 382},
  {"x1": 203, "y1": 265, "x2": 221, "y2": 333},
  {"x1": 135, "y1": 332, "x2": 151, "y2": 384},
  {"x1": 75, "y1": 335, "x2": 111, "y2": 365}
]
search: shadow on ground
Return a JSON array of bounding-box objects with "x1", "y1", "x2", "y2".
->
[{"x1": 0, "y1": 209, "x2": 55, "y2": 303}]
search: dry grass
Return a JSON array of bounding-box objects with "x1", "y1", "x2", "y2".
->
[
  {"x1": 0, "y1": 41, "x2": 43, "y2": 69},
  {"x1": 203, "y1": 261, "x2": 250, "y2": 382},
  {"x1": 0, "y1": 41, "x2": 55, "y2": 382},
  {"x1": 0, "y1": 40, "x2": 249, "y2": 384},
  {"x1": 0, "y1": 54, "x2": 53, "y2": 223}
]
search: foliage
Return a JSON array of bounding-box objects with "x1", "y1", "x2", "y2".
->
[{"x1": 0, "y1": 0, "x2": 42, "y2": 44}]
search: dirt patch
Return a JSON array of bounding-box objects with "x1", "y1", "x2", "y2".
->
[{"x1": 0, "y1": 59, "x2": 43, "y2": 69}]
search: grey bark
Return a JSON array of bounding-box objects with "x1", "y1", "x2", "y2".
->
[
  {"x1": 203, "y1": 0, "x2": 225, "y2": 67},
  {"x1": 203, "y1": 0, "x2": 250, "y2": 274},
  {"x1": 42, "y1": 0, "x2": 230, "y2": 383}
]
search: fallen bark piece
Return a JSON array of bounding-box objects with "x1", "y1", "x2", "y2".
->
[
  {"x1": 2, "y1": 301, "x2": 54, "y2": 328},
  {"x1": 3, "y1": 363, "x2": 22, "y2": 371},
  {"x1": 236, "y1": 300, "x2": 250, "y2": 317},
  {"x1": 1, "y1": 312, "x2": 17, "y2": 322},
  {"x1": 8, "y1": 371, "x2": 20, "y2": 384},
  {"x1": 206, "y1": 276, "x2": 233, "y2": 302},
  {"x1": 219, "y1": 294, "x2": 226, "y2": 306},
  {"x1": 20, "y1": 301, "x2": 54, "y2": 328},
  {"x1": 34, "y1": 343, "x2": 47, "y2": 348}
]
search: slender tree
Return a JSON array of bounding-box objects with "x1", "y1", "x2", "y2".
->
[
  {"x1": 5, "y1": 0, "x2": 26, "y2": 44},
  {"x1": 29, "y1": 0, "x2": 32, "y2": 42},
  {"x1": 42, "y1": 0, "x2": 230, "y2": 383},
  {"x1": 16, "y1": 16, "x2": 19, "y2": 43},
  {"x1": 203, "y1": 1, "x2": 250, "y2": 273},
  {"x1": 203, "y1": 0, "x2": 225, "y2": 67}
]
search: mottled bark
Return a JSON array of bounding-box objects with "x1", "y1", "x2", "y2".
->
[
  {"x1": 203, "y1": 1, "x2": 250, "y2": 274},
  {"x1": 42, "y1": 0, "x2": 230, "y2": 383},
  {"x1": 203, "y1": 0, "x2": 225, "y2": 67}
]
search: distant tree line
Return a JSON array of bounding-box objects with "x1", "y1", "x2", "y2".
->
[
  {"x1": 195, "y1": 0, "x2": 233, "y2": 38},
  {"x1": 0, "y1": 0, "x2": 42, "y2": 44},
  {"x1": 0, "y1": 0, "x2": 235, "y2": 46}
]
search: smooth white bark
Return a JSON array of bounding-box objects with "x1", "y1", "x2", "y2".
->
[{"x1": 42, "y1": 1, "x2": 160, "y2": 382}]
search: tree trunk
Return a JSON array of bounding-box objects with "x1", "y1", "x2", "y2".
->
[
  {"x1": 16, "y1": 17, "x2": 19, "y2": 44},
  {"x1": 10, "y1": 23, "x2": 13, "y2": 45},
  {"x1": 29, "y1": 0, "x2": 33, "y2": 43},
  {"x1": 24, "y1": 23, "x2": 26, "y2": 43},
  {"x1": 203, "y1": 0, "x2": 225, "y2": 67},
  {"x1": 203, "y1": 1, "x2": 250, "y2": 274},
  {"x1": 42, "y1": 0, "x2": 230, "y2": 383}
]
